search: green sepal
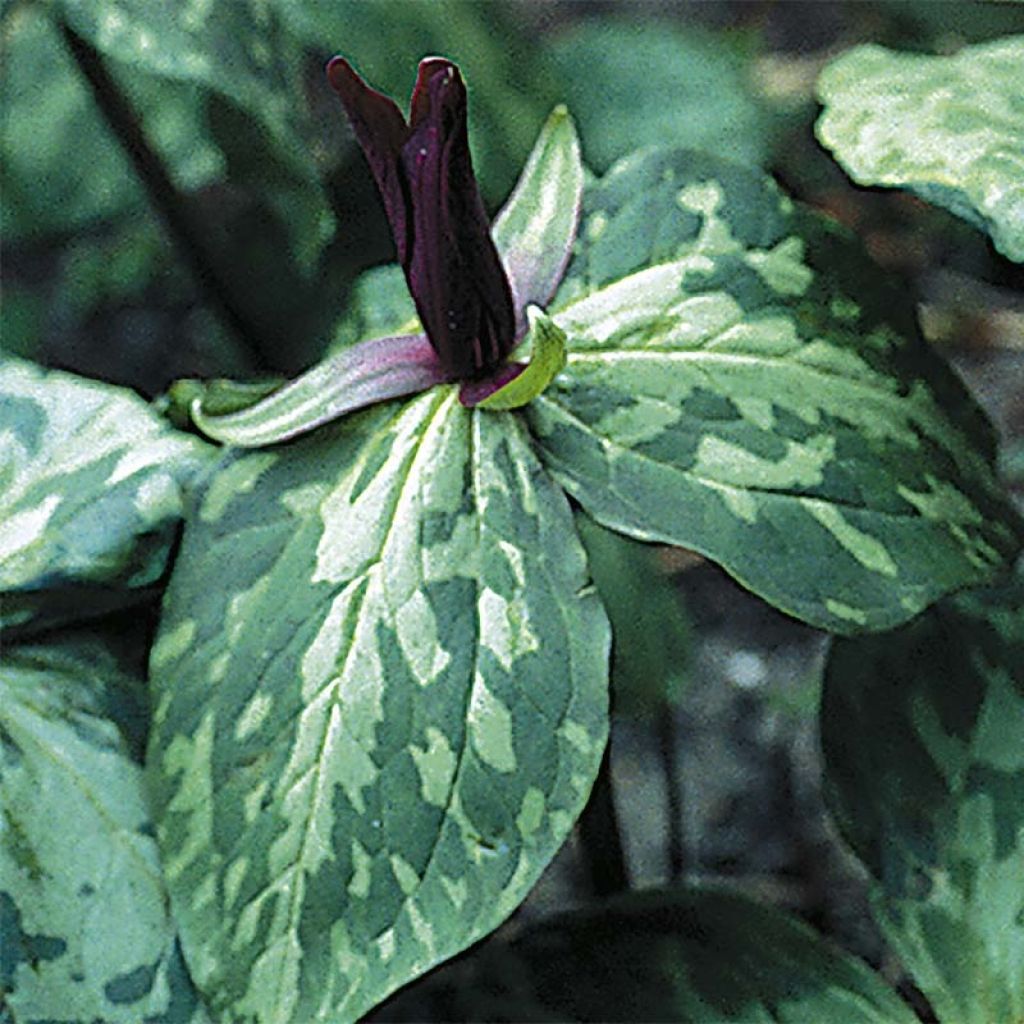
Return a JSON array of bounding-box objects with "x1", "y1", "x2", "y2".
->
[
  {"x1": 158, "y1": 377, "x2": 284, "y2": 430},
  {"x1": 187, "y1": 333, "x2": 448, "y2": 448},
  {"x1": 491, "y1": 105, "x2": 584, "y2": 317}
]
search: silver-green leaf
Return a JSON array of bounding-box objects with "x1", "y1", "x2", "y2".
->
[
  {"x1": 822, "y1": 566, "x2": 1024, "y2": 1024},
  {"x1": 147, "y1": 390, "x2": 610, "y2": 1022},
  {"x1": 0, "y1": 358, "x2": 211, "y2": 632},
  {"x1": 532, "y1": 149, "x2": 1021, "y2": 634},
  {"x1": 0, "y1": 638, "x2": 209, "y2": 1023},
  {"x1": 816, "y1": 37, "x2": 1024, "y2": 263}
]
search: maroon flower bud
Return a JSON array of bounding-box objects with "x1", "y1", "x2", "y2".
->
[{"x1": 328, "y1": 57, "x2": 517, "y2": 380}]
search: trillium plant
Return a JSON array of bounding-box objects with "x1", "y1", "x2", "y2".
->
[{"x1": 3, "y1": 36, "x2": 1024, "y2": 1024}]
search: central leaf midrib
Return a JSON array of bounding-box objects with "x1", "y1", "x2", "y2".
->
[{"x1": 263, "y1": 389, "x2": 451, "y2": 1018}]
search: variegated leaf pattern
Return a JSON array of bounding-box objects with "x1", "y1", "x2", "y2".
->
[
  {"x1": 0, "y1": 638, "x2": 209, "y2": 1024},
  {"x1": 383, "y1": 886, "x2": 918, "y2": 1022},
  {"x1": 147, "y1": 390, "x2": 609, "y2": 1023},
  {"x1": 823, "y1": 567, "x2": 1024, "y2": 1024},
  {"x1": 533, "y1": 150, "x2": 1021, "y2": 633},
  {"x1": 0, "y1": 358, "x2": 211, "y2": 632},
  {"x1": 816, "y1": 37, "x2": 1024, "y2": 263}
]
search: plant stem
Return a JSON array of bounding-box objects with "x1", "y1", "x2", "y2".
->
[
  {"x1": 57, "y1": 18, "x2": 274, "y2": 370},
  {"x1": 658, "y1": 706, "x2": 686, "y2": 878},
  {"x1": 577, "y1": 734, "x2": 630, "y2": 898}
]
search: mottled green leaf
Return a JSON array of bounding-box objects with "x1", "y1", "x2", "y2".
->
[
  {"x1": 546, "y1": 19, "x2": 770, "y2": 172},
  {"x1": 0, "y1": 358, "x2": 211, "y2": 632},
  {"x1": 147, "y1": 390, "x2": 610, "y2": 1022},
  {"x1": 575, "y1": 513, "x2": 691, "y2": 716},
  {"x1": 382, "y1": 886, "x2": 916, "y2": 1023},
  {"x1": 0, "y1": 638, "x2": 209, "y2": 1024},
  {"x1": 816, "y1": 38, "x2": 1024, "y2": 262},
  {"x1": 822, "y1": 566, "x2": 1024, "y2": 1024},
  {"x1": 533, "y1": 149, "x2": 1021, "y2": 634},
  {"x1": 491, "y1": 105, "x2": 584, "y2": 318}
]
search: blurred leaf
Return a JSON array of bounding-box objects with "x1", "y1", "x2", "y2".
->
[
  {"x1": 203, "y1": 93, "x2": 334, "y2": 274},
  {"x1": 56, "y1": 0, "x2": 315, "y2": 183},
  {"x1": 329, "y1": 264, "x2": 418, "y2": 354},
  {"x1": 1, "y1": 7, "x2": 225, "y2": 242},
  {"x1": 0, "y1": 7, "x2": 142, "y2": 238},
  {"x1": 545, "y1": 18, "x2": 770, "y2": 172},
  {"x1": 872, "y1": 1, "x2": 1024, "y2": 48},
  {"x1": 576, "y1": 513, "x2": 691, "y2": 716},
  {"x1": 822, "y1": 567, "x2": 1024, "y2": 1024},
  {"x1": 0, "y1": 358, "x2": 212, "y2": 632},
  {"x1": 281, "y1": 0, "x2": 555, "y2": 204},
  {"x1": 0, "y1": 286, "x2": 47, "y2": 361},
  {"x1": 0, "y1": 636, "x2": 210, "y2": 1023},
  {"x1": 377, "y1": 886, "x2": 916, "y2": 1023},
  {"x1": 816, "y1": 37, "x2": 1024, "y2": 262}
]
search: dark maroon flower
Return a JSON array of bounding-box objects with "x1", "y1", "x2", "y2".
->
[{"x1": 328, "y1": 57, "x2": 517, "y2": 380}]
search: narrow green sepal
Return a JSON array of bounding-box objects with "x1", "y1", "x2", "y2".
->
[
  {"x1": 187, "y1": 333, "x2": 448, "y2": 447},
  {"x1": 476, "y1": 307, "x2": 567, "y2": 411}
]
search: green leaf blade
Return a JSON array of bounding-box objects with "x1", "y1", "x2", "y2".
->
[
  {"x1": 148, "y1": 392, "x2": 610, "y2": 1022},
  {"x1": 387, "y1": 886, "x2": 917, "y2": 1023},
  {"x1": 533, "y1": 150, "x2": 1020, "y2": 633},
  {"x1": 816, "y1": 37, "x2": 1024, "y2": 263},
  {"x1": 0, "y1": 358, "x2": 211, "y2": 632},
  {"x1": 822, "y1": 569, "x2": 1024, "y2": 1024},
  {"x1": 1, "y1": 639, "x2": 209, "y2": 1024}
]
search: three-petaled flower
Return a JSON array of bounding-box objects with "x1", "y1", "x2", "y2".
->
[{"x1": 188, "y1": 57, "x2": 581, "y2": 445}]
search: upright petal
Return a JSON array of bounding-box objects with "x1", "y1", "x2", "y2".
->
[
  {"x1": 401, "y1": 63, "x2": 516, "y2": 378},
  {"x1": 408, "y1": 55, "x2": 456, "y2": 129},
  {"x1": 326, "y1": 57, "x2": 412, "y2": 263}
]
